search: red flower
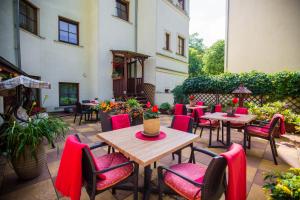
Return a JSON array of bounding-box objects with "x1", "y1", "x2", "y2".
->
[
  {"x1": 189, "y1": 95, "x2": 195, "y2": 101},
  {"x1": 146, "y1": 101, "x2": 151, "y2": 108},
  {"x1": 232, "y1": 97, "x2": 239, "y2": 104},
  {"x1": 152, "y1": 105, "x2": 158, "y2": 113}
]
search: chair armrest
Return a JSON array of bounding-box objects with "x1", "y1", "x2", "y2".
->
[
  {"x1": 158, "y1": 166, "x2": 203, "y2": 187},
  {"x1": 89, "y1": 142, "x2": 108, "y2": 150},
  {"x1": 192, "y1": 147, "x2": 218, "y2": 157},
  {"x1": 94, "y1": 160, "x2": 136, "y2": 174}
]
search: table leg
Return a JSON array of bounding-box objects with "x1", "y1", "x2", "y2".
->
[
  {"x1": 143, "y1": 165, "x2": 152, "y2": 200},
  {"x1": 226, "y1": 121, "x2": 231, "y2": 146}
]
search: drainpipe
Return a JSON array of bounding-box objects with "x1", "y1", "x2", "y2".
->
[
  {"x1": 13, "y1": 0, "x2": 22, "y2": 69},
  {"x1": 224, "y1": 0, "x2": 230, "y2": 72}
]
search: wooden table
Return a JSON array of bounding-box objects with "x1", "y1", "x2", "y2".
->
[
  {"x1": 97, "y1": 125, "x2": 198, "y2": 200},
  {"x1": 203, "y1": 112, "x2": 256, "y2": 147},
  {"x1": 186, "y1": 104, "x2": 208, "y2": 110}
]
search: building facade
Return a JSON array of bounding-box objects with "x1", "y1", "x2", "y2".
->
[
  {"x1": 0, "y1": 0, "x2": 189, "y2": 111},
  {"x1": 225, "y1": 0, "x2": 300, "y2": 73}
]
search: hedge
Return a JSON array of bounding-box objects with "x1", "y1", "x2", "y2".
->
[{"x1": 182, "y1": 71, "x2": 300, "y2": 99}]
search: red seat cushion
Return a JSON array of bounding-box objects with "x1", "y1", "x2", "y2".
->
[
  {"x1": 95, "y1": 153, "x2": 133, "y2": 190},
  {"x1": 172, "y1": 115, "x2": 192, "y2": 132},
  {"x1": 164, "y1": 163, "x2": 206, "y2": 200},
  {"x1": 198, "y1": 119, "x2": 219, "y2": 127},
  {"x1": 246, "y1": 126, "x2": 269, "y2": 137}
]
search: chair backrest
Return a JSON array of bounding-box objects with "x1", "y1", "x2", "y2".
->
[
  {"x1": 201, "y1": 156, "x2": 227, "y2": 200},
  {"x1": 74, "y1": 134, "x2": 97, "y2": 196},
  {"x1": 196, "y1": 101, "x2": 204, "y2": 106},
  {"x1": 75, "y1": 102, "x2": 83, "y2": 113},
  {"x1": 193, "y1": 108, "x2": 204, "y2": 122},
  {"x1": 111, "y1": 114, "x2": 131, "y2": 130},
  {"x1": 215, "y1": 104, "x2": 222, "y2": 112},
  {"x1": 174, "y1": 104, "x2": 187, "y2": 115},
  {"x1": 82, "y1": 100, "x2": 90, "y2": 103},
  {"x1": 170, "y1": 115, "x2": 194, "y2": 133},
  {"x1": 235, "y1": 107, "x2": 248, "y2": 115},
  {"x1": 268, "y1": 114, "x2": 282, "y2": 135},
  {"x1": 98, "y1": 110, "x2": 112, "y2": 132}
]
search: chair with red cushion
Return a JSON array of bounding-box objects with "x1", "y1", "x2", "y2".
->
[
  {"x1": 220, "y1": 107, "x2": 249, "y2": 143},
  {"x1": 193, "y1": 108, "x2": 220, "y2": 147},
  {"x1": 158, "y1": 146, "x2": 228, "y2": 200},
  {"x1": 170, "y1": 115, "x2": 194, "y2": 164},
  {"x1": 74, "y1": 134, "x2": 139, "y2": 200},
  {"x1": 214, "y1": 104, "x2": 222, "y2": 112},
  {"x1": 174, "y1": 104, "x2": 187, "y2": 115},
  {"x1": 196, "y1": 101, "x2": 204, "y2": 106},
  {"x1": 244, "y1": 114, "x2": 285, "y2": 165},
  {"x1": 111, "y1": 114, "x2": 131, "y2": 130}
]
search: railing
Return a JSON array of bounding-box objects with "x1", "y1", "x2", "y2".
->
[
  {"x1": 128, "y1": 78, "x2": 143, "y2": 94},
  {"x1": 113, "y1": 78, "x2": 124, "y2": 97}
]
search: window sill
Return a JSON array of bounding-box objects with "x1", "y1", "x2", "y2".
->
[
  {"x1": 20, "y1": 28, "x2": 46, "y2": 40},
  {"x1": 112, "y1": 15, "x2": 133, "y2": 25},
  {"x1": 53, "y1": 40, "x2": 84, "y2": 48},
  {"x1": 176, "y1": 53, "x2": 186, "y2": 58},
  {"x1": 163, "y1": 48, "x2": 172, "y2": 53}
]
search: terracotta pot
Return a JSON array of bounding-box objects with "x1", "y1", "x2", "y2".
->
[
  {"x1": 143, "y1": 118, "x2": 160, "y2": 135},
  {"x1": 11, "y1": 143, "x2": 46, "y2": 180}
]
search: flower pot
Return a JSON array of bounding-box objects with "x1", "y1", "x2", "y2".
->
[
  {"x1": 143, "y1": 118, "x2": 160, "y2": 136},
  {"x1": 189, "y1": 100, "x2": 196, "y2": 107},
  {"x1": 11, "y1": 143, "x2": 46, "y2": 180}
]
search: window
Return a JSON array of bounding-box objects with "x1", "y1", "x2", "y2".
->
[
  {"x1": 19, "y1": 0, "x2": 38, "y2": 34},
  {"x1": 116, "y1": 0, "x2": 129, "y2": 21},
  {"x1": 59, "y1": 82, "x2": 79, "y2": 106},
  {"x1": 165, "y1": 33, "x2": 170, "y2": 51},
  {"x1": 58, "y1": 17, "x2": 79, "y2": 45},
  {"x1": 178, "y1": 0, "x2": 185, "y2": 10},
  {"x1": 178, "y1": 36, "x2": 185, "y2": 56}
]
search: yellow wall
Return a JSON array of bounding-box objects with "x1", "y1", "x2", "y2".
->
[{"x1": 226, "y1": 0, "x2": 300, "y2": 73}]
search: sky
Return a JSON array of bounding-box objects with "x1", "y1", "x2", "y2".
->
[{"x1": 189, "y1": 0, "x2": 226, "y2": 47}]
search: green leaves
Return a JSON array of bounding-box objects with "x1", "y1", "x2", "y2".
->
[
  {"x1": 182, "y1": 71, "x2": 300, "y2": 98},
  {"x1": 202, "y1": 40, "x2": 225, "y2": 75},
  {"x1": 4, "y1": 117, "x2": 68, "y2": 160}
]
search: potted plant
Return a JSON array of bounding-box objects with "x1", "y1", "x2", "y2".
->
[
  {"x1": 159, "y1": 102, "x2": 171, "y2": 114},
  {"x1": 189, "y1": 95, "x2": 196, "y2": 107},
  {"x1": 226, "y1": 97, "x2": 239, "y2": 117},
  {"x1": 125, "y1": 99, "x2": 143, "y2": 125},
  {"x1": 143, "y1": 102, "x2": 160, "y2": 136},
  {"x1": 4, "y1": 116, "x2": 68, "y2": 180},
  {"x1": 263, "y1": 168, "x2": 300, "y2": 200}
]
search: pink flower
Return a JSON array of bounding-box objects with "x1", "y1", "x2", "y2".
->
[{"x1": 146, "y1": 101, "x2": 151, "y2": 108}]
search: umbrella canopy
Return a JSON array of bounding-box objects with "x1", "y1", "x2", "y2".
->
[
  {"x1": 232, "y1": 84, "x2": 252, "y2": 94},
  {"x1": 0, "y1": 75, "x2": 51, "y2": 90}
]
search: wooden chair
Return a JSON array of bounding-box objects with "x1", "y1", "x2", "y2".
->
[
  {"x1": 170, "y1": 115, "x2": 194, "y2": 164},
  {"x1": 74, "y1": 102, "x2": 92, "y2": 125},
  {"x1": 158, "y1": 147, "x2": 227, "y2": 200},
  {"x1": 244, "y1": 114, "x2": 283, "y2": 165},
  {"x1": 74, "y1": 134, "x2": 139, "y2": 200},
  {"x1": 193, "y1": 108, "x2": 220, "y2": 147}
]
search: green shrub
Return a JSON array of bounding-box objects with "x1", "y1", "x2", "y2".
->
[
  {"x1": 125, "y1": 98, "x2": 141, "y2": 109},
  {"x1": 182, "y1": 71, "x2": 300, "y2": 98},
  {"x1": 159, "y1": 102, "x2": 171, "y2": 111},
  {"x1": 263, "y1": 168, "x2": 300, "y2": 200},
  {"x1": 172, "y1": 85, "x2": 188, "y2": 104}
]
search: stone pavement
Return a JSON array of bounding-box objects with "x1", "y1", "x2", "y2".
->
[{"x1": 0, "y1": 114, "x2": 291, "y2": 200}]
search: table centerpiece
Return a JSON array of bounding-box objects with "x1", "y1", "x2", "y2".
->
[{"x1": 143, "y1": 102, "x2": 160, "y2": 136}]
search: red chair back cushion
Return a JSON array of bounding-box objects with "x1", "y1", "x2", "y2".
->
[
  {"x1": 215, "y1": 104, "x2": 222, "y2": 112},
  {"x1": 111, "y1": 114, "x2": 130, "y2": 130},
  {"x1": 172, "y1": 115, "x2": 192, "y2": 132},
  {"x1": 196, "y1": 101, "x2": 204, "y2": 106},
  {"x1": 174, "y1": 104, "x2": 184, "y2": 115},
  {"x1": 235, "y1": 107, "x2": 248, "y2": 114}
]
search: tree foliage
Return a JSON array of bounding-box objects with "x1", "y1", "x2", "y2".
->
[
  {"x1": 188, "y1": 33, "x2": 206, "y2": 77},
  {"x1": 202, "y1": 40, "x2": 225, "y2": 75}
]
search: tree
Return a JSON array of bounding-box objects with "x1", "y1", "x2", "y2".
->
[
  {"x1": 188, "y1": 33, "x2": 206, "y2": 77},
  {"x1": 202, "y1": 40, "x2": 224, "y2": 75}
]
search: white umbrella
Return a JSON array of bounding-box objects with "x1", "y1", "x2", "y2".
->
[{"x1": 0, "y1": 75, "x2": 51, "y2": 90}]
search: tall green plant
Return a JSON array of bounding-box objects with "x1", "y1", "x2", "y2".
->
[
  {"x1": 172, "y1": 85, "x2": 188, "y2": 104},
  {"x1": 4, "y1": 117, "x2": 68, "y2": 159}
]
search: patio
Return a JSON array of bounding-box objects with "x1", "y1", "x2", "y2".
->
[{"x1": 0, "y1": 114, "x2": 291, "y2": 200}]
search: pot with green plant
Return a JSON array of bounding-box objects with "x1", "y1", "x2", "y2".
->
[
  {"x1": 159, "y1": 102, "x2": 171, "y2": 114},
  {"x1": 226, "y1": 97, "x2": 239, "y2": 117},
  {"x1": 4, "y1": 117, "x2": 68, "y2": 180},
  {"x1": 143, "y1": 102, "x2": 160, "y2": 136}
]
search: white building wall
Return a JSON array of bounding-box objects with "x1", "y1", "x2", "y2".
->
[
  {"x1": 19, "y1": 0, "x2": 95, "y2": 111},
  {"x1": 97, "y1": 0, "x2": 136, "y2": 100},
  {"x1": 0, "y1": 0, "x2": 16, "y2": 65}
]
